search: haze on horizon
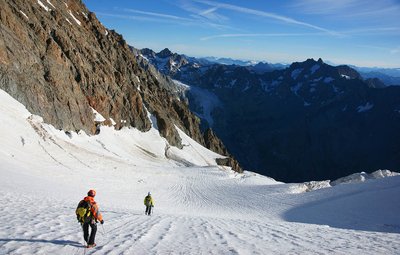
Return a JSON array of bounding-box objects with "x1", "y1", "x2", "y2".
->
[{"x1": 83, "y1": 0, "x2": 400, "y2": 68}]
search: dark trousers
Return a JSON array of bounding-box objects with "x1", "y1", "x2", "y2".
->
[
  {"x1": 145, "y1": 205, "x2": 152, "y2": 215},
  {"x1": 82, "y1": 222, "x2": 97, "y2": 245}
]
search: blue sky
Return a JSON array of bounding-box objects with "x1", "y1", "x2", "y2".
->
[{"x1": 82, "y1": 0, "x2": 400, "y2": 68}]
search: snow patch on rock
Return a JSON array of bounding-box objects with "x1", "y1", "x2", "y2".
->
[
  {"x1": 310, "y1": 64, "x2": 320, "y2": 74},
  {"x1": 46, "y1": 0, "x2": 55, "y2": 9},
  {"x1": 37, "y1": 0, "x2": 50, "y2": 11},
  {"x1": 19, "y1": 10, "x2": 29, "y2": 19},
  {"x1": 91, "y1": 107, "x2": 106, "y2": 122},
  {"x1": 68, "y1": 10, "x2": 81, "y2": 26},
  {"x1": 357, "y1": 102, "x2": 374, "y2": 113},
  {"x1": 291, "y1": 68, "x2": 303, "y2": 80}
]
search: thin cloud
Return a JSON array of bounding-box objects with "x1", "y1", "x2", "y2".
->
[
  {"x1": 357, "y1": 44, "x2": 400, "y2": 55},
  {"x1": 290, "y1": 1, "x2": 400, "y2": 38},
  {"x1": 347, "y1": 5, "x2": 400, "y2": 18},
  {"x1": 291, "y1": 0, "x2": 363, "y2": 15},
  {"x1": 96, "y1": 12, "x2": 172, "y2": 23},
  {"x1": 123, "y1": 8, "x2": 192, "y2": 21},
  {"x1": 201, "y1": 33, "x2": 322, "y2": 41},
  {"x1": 390, "y1": 46, "x2": 400, "y2": 54},
  {"x1": 178, "y1": 1, "x2": 229, "y2": 23},
  {"x1": 97, "y1": 10, "x2": 231, "y2": 30},
  {"x1": 291, "y1": 0, "x2": 400, "y2": 19},
  {"x1": 342, "y1": 27, "x2": 400, "y2": 36},
  {"x1": 122, "y1": 6, "x2": 232, "y2": 29},
  {"x1": 200, "y1": 7, "x2": 219, "y2": 16},
  {"x1": 189, "y1": 16, "x2": 233, "y2": 30},
  {"x1": 193, "y1": 0, "x2": 340, "y2": 36}
]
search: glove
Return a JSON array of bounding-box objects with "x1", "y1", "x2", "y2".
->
[{"x1": 100, "y1": 220, "x2": 104, "y2": 224}]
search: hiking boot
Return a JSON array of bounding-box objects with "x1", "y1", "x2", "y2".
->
[{"x1": 87, "y1": 243, "x2": 96, "y2": 248}]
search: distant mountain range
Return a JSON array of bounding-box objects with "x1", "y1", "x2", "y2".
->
[
  {"x1": 203, "y1": 58, "x2": 400, "y2": 86},
  {"x1": 138, "y1": 48, "x2": 400, "y2": 182},
  {"x1": 200, "y1": 56, "x2": 288, "y2": 70},
  {"x1": 353, "y1": 67, "x2": 400, "y2": 86},
  {"x1": 139, "y1": 48, "x2": 400, "y2": 86}
]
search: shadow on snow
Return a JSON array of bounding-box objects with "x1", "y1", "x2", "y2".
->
[
  {"x1": 283, "y1": 177, "x2": 400, "y2": 234},
  {"x1": 0, "y1": 238, "x2": 83, "y2": 247}
]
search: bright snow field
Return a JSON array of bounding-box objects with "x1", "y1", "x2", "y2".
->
[{"x1": 0, "y1": 88, "x2": 399, "y2": 255}]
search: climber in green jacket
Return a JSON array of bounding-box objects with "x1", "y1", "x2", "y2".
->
[{"x1": 144, "y1": 192, "x2": 154, "y2": 215}]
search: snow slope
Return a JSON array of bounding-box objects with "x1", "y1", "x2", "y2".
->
[{"x1": 0, "y1": 88, "x2": 399, "y2": 255}]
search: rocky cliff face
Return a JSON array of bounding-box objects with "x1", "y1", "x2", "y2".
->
[
  {"x1": 1, "y1": 0, "x2": 151, "y2": 134},
  {"x1": 0, "y1": 0, "x2": 242, "y2": 172}
]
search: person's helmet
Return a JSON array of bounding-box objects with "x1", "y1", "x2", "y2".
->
[
  {"x1": 88, "y1": 189, "x2": 96, "y2": 197},
  {"x1": 148, "y1": 192, "x2": 151, "y2": 196}
]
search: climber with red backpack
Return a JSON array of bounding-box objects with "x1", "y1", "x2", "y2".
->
[{"x1": 76, "y1": 189, "x2": 104, "y2": 248}]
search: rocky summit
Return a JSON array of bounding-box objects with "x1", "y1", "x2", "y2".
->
[{"x1": 0, "y1": 0, "x2": 242, "y2": 172}]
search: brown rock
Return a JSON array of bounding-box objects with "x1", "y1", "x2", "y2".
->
[
  {"x1": 0, "y1": 0, "x2": 243, "y2": 173},
  {"x1": 204, "y1": 128, "x2": 243, "y2": 173}
]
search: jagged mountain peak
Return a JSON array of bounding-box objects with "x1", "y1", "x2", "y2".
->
[
  {"x1": 157, "y1": 48, "x2": 174, "y2": 58},
  {"x1": 285, "y1": 58, "x2": 364, "y2": 83},
  {"x1": 289, "y1": 58, "x2": 325, "y2": 70},
  {"x1": 140, "y1": 48, "x2": 156, "y2": 57},
  {"x1": 138, "y1": 47, "x2": 193, "y2": 76}
]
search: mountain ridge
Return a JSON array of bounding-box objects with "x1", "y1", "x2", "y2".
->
[
  {"x1": 0, "y1": 0, "x2": 242, "y2": 172},
  {"x1": 140, "y1": 48, "x2": 400, "y2": 182}
]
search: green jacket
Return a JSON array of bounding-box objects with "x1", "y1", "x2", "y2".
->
[{"x1": 144, "y1": 195, "x2": 154, "y2": 206}]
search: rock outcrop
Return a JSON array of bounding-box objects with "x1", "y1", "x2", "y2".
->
[
  {"x1": 204, "y1": 128, "x2": 243, "y2": 173},
  {"x1": 0, "y1": 0, "x2": 242, "y2": 172},
  {"x1": 1, "y1": 0, "x2": 151, "y2": 134}
]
